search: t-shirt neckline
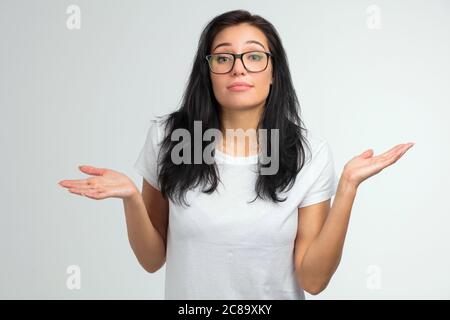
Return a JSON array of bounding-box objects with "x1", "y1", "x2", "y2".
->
[{"x1": 214, "y1": 147, "x2": 259, "y2": 165}]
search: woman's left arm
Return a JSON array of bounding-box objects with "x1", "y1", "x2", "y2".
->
[{"x1": 295, "y1": 142, "x2": 415, "y2": 294}]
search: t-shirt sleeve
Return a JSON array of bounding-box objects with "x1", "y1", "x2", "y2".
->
[
  {"x1": 133, "y1": 119, "x2": 163, "y2": 191},
  {"x1": 298, "y1": 139, "x2": 339, "y2": 208}
]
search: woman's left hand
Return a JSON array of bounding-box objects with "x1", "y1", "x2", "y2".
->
[{"x1": 342, "y1": 142, "x2": 415, "y2": 189}]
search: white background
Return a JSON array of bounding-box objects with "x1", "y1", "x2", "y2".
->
[{"x1": 0, "y1": 0, "x2": 449, "y2": 299}]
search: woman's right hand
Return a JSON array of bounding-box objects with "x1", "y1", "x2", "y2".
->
[{"x1": 58, "y1": 165, "x2": 139, "y2": 200}]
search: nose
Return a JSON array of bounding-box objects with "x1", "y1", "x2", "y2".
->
[{"x1": 231, "y1": 56, "x2": 247, "y2": 75}]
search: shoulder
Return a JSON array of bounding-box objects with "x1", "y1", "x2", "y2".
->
[
  {"x1": 302, "y1": 129, "x2": 332, "y2": 165},
  {"x1": 146, "y1": 114, "x2": 170, "y2": 145},
  {"x1": 150, "y1": 113, "x2": 169, "y2": 132}
]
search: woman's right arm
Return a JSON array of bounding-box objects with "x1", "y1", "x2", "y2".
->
[
  {"x1": 123, "y1": 179, "x2": 168, "y2": 273},
  {"x1": 59, "y1": 166, "x2": 168, "y2": 273}
]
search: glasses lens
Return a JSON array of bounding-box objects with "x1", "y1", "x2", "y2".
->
[
  {"x1": 208, "y1": 53, "x2": 234, "y2": 74},
  {"x1": 243, "y1": 51, "x2": 268, "y2": 72}
]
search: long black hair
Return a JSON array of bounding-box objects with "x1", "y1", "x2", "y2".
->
[{"x1": 156, "y1": 9, "x2": 311, "y2": 207}]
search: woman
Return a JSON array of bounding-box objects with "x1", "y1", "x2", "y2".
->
[{"x1": 58, "y1": 10, "x2": 414, "y2": 299}]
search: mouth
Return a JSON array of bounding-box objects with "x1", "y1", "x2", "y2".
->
[
  {"x1": 227, "y1": 82, "x2": 254, "y2": 92},
  {"x1": 228, "y1": 85, "x2": 253, "y2": 92}
]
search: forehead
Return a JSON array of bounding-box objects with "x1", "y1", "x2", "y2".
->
[{"x1": 211, "y1": 23, "x2": 269, "y2": 51}]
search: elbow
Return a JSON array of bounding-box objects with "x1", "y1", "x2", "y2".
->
[
  {"x1": 142, "y1": 257, "x2": 166, "y2": 274},
  {"x1": 144, "y1": 264, "x2": 159, "y2": 273},
  {"x1": 303, "y1": 283, "x2": 326, "y2": 295},
  {"x1": 144, "y1": 262, "x2": 164, "y2": 274},
  {"x1": 145, "y1": 267, "x2": 159, "y2": 274},
  {"x1": 299, "y1": 275, "x2": 330, "y2": 296},
  {"x1": 297, "y1": 264, "x2": 338, "y2": 295}
]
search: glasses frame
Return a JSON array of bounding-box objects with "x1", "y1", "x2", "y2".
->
[{"x1": 205, "y1": 50, "x2": 273, "y2": 74}]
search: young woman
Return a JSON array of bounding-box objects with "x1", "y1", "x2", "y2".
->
[{"x1": 58, "y1": 10, "x2": 414, "y2": 299}]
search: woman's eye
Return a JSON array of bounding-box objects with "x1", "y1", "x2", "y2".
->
[
  {"x1": 249, "y1": 54, "x2": 262, "y2": 61},
  {"x1": 216, "y1": 56, "x2": 230, "y2": 63}
]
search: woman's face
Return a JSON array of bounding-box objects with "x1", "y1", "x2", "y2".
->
[{"x1": 209, "y1": 23, "x2": 273, "y2": 111}]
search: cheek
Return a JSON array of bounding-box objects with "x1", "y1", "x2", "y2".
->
[
  {"x1": 210, "y1": 75, "x2": 226, "y2": 94},
  {"x1": 254, "y1": 74, "x2": 272, "y2": 93}
]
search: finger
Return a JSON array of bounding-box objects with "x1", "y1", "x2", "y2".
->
[
  {"x1": 83, "y1": 190, "x2": 105, "y2": 200},
  {"x1": 70, "y1": 189, "x2": 103, "y2": 199},
  {"x1": 376, "y1": 144, "x2": 405, "y2": 159},
  {"x1": 379, "y1": 144, "x2": 413, "y2": 167},
  {"x1": 79, "y1": 165, "x2": 107, "y2": 176},
  {"x1": 360, "y1": 149, "x2": 374, "y2": 158},
  {"x1": 68, "y1": 187, "x2": 97, "y2": 196},
  {"x1": 398, "y1": 143, "x2": 415, "y2": 156},
  {"x1": 379, "y1": 142, "x2": 415, "y2": 159},
  {"x1": 68, "y1": 188, "x2": 85, "y2": 196},
  {"x1": 59, "y1": 179, "x2": 90, "y2": 188}
]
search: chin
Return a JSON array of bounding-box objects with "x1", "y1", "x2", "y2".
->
[
  {"x1": 222, "y1": 96, "x2": 259, "y2": 108},
  {"x1": 222, "y1": 101, "x2": 258, "y2": 110}
]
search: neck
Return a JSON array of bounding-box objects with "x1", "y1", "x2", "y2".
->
[{"x1": 218, "y1": 103, "x2": 264, "y2": 156}]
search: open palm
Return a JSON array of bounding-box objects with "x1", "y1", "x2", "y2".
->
[
  {"x1": 343, "y1": 142, "x2": 415, "y2": 188},
  {"x1": 58, "y1": 166, "x2": 138, "y2": 200}
]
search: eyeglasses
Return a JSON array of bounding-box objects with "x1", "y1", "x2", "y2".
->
[{"x1": 205, "y1": 51, "x2": 272, "y2": 74}]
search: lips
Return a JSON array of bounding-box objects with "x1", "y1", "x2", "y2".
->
[{"x1": 227, "y1": 81, "x2": 253, "y2": 89}]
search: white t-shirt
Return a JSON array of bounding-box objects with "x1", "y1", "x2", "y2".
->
[{"x1": 133, "y1": 117, "x2": 339, "y2": 300}]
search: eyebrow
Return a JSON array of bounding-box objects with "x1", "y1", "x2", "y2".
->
[{"x1": 212, "y1": 40, "x2": 266, "y2": 52}]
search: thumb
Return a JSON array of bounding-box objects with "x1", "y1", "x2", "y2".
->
[
  {"x1": 79, "y1": 165, "x2": 106, "y2": 176},
  {"x1": 360, "y1": 149, "x2": 374, "y2": 158}
]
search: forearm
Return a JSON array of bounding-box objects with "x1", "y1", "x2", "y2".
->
[
  {"x1": 298, "y1": 177, "x2": 357, "y2": 292},
  {"x1": 122, "y1": 192, "x2": 166, "y2": 273}
]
